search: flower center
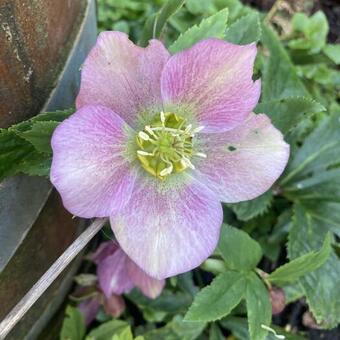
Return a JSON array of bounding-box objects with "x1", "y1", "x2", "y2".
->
[{"x1": 136, "y1": 112, "x2": 206, "y2": 179}]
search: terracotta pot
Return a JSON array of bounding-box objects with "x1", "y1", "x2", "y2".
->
[{"x1": 0, "y1": 0, "x2": 96, "y2": 338}]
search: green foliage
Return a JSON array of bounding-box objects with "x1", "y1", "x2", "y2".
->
[
  {"x1": 289, "y1": 11, "x2": 329, "y2": 54},
  {"x1": 267, "y1": 233, "x2": 332, "y2": 285},
  {"x1": 0, "y1": 109, "x2": 72, "y2": 181},
  {"x1": 228, "y1": 191, "x2": 273, "y2": 221},
  {"x1": 246, "y1": 273, "x2": 271, "y2": 340},
  {"x1": 323, "y1": 44, "x2": 340, "y2": 64},
  {"x1": 255, "y1": 97, "x2": 325, "y2": 134},
  {"x1": 184, "y1": 270, "x2": 247, "y2": 321},
  {"x1": 139, "y1": 0, "x2": 185, "y2": 46},
  {"x1": 224, "y1": 12, "x2": 261, "y2": 45},
  {"x1": 217, "y1": 225, "x2": 263, "y2": 270},
  {"x1": 86, "y1": 320, "x2": 129, "y2": 340},
  {"x1": 261, "y1": 25, "x2": 309, "y2": 101},
  {"x1": 60, "y1": 306, "x2": 86, "y2": 340},
  {"x1": 288, "y1": 205, "x2": 340, "y2": 329},
  {"x1": 169, "y1": 8, "x2": 229, "y2": 53},
  {"x1": 143, "y1": 316, "x2": 205, "y2": 340}
]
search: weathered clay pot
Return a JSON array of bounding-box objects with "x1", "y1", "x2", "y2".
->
[{"x1": 0, "y1": 0, "x2": 96, "y2": 338}]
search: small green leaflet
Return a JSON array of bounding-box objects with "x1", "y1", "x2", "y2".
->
[
  {"x1": 246, "y1": 273, "x2": 271, "y2": 340},
  {"x1": 60, "y1": 305, "x2": 86, "y2": 340},
  {"x1": 261, "y1": 25, "x2": 309, "y2": 101},
  {"x1": 139, "y1": 0, "x2": 185, "y2": 47},
  {"x1": 184, "y1": 270, "x2": 247, "y2": 322},
  {"x1": 224, "y1": 12, "x2": 261, "y2": 45},
  {"x1": 217, "y1": 225, "x2": 263, "y2": 270},
  {"x1": 267, "y1": 233, "x2": 331, "y2": 285},
  {"x1": 289, "y1": 11, "x2": 329, "y2": 54},
  {"x1": 228, "y1": 191, "x2": 273, "y2": 222},
  {"x1": 255, "y1": 97, "x2": 325, "y2": 134},
  {"x1": 323, "y1": 44, "x2": 340, "y2": 65},
  {"x1": 209, "y1": 323, "x2": 224, "y2": 340},
  {"x1": 288, "y1": 204, "x2": 340, "y2": 329},
  {"x1": 169, "y1": 8, "x2": 229, "y2": 54}
]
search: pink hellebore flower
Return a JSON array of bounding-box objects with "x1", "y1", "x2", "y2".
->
[
  {"x1": 79, "y1": 241, "x2": 164, "y2": 325},
  {"x1": 51, "y1": 32, "x2": 289, "y2": 279},
  {"x1": 93, "y1": 241, "x2": 165, "y2": 299}
]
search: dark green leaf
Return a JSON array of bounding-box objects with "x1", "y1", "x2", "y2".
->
[
  {"x1": 255, "y1": 97, "x2": 325, "y2": 134},
  {"x1": 60, "y1": 306, "x2": 86, "y2": 340},
  {"x1": 261, "y1": 25, "x2": 309, "y2": 101},
  {"x1": 169, "y1": 8, "x2": 228, "y2": 54},
  {"x1": 281, "y1": 113, "x2": 340, "y2": 186},
  {"x1": 246, "y1": 273, "x2": 271, "y2": 340},
  {"x1": 218, "y1": 225, "x2": 262, "y2": 270},
  {"x1": 228, "y1": 191, "x2": 273, "y2": 221},
  {"x1": 209, "y1": 323, "x2": 224, "y2": 340},
  {"x1": 184, "y1": 270, "x2": 246, "y2": 321},
  {"x1": 268, "y1": 233, "x2": 332, "y2": 285},
  {"x1": 224, "y1": 12, "x2": 261, "y2": 45},
  {"x1": 139, "y1": 0, "x2": 185, "y2": 47},
  {"x1": 288, "y1": 204, "x2": 340, "y2": 329}
]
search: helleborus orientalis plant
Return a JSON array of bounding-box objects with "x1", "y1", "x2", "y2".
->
[{"x1": 50, "y1": 32, "x2": 289, "y2": 279}]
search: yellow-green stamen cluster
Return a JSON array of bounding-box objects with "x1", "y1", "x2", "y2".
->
[{"x1": 136, "y1": 112, "x2": 206, "y2": 179}]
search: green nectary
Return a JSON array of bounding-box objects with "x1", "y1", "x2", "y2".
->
[{"x1": 136, "y1": 112, "x2": 206, "y2": 179}]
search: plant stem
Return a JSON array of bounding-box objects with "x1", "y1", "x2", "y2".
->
[
  {"x1": 0, "y1": 217, "x2": 107, "y2": 339},
  {"x1": 265, "y1": 0, "x2": 284, "y2": 24}
]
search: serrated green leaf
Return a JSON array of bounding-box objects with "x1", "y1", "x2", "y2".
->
[
  {"x1": 268, "y1": 233, "x2": 331, "y2": 285},
  {"x1": 169, "y1": 8, "x2": 228, "y2": 53},
  {"x1": 86, "y1": 320, "x2": 129, "y2": 340},
  {"x1": 246, "y1": 273, "x2": 271, "y2": 340},
  {"x1": 323, "y1": 44, "x2": 340, "y2": 64},
  {"x1": 0, "y1": 109, "x2": 72, "y2": 181},
  {"x1": 217, "y1": 224, "x2": 262, "y2": 270},
  {"x1": 281, "y1": 113, "x2": 340, "y2": 186},
  {"x1": 186, "y1": 0, "x2": 217, "y2": 16},
  {"x1": 283, "y1": 283, "x2": 305, "y2": 304},
  {"x1": 139, "y1": 0, "x2": 185, "y2": 47},
  {"x1": 261, "y1": 25, "x2": 309, "y2": 101},
  {"x1": 18, "y1": 121, "x2": 59, "y2": 154},
  {"x1": 224, "y1": 12, "x2": 261, "y2": 45},
  {"x1": 60, "y1": 305, "x2": 86, "y2": 340},
  {"x1": 288, "y1": 204, "x2": 340, "y2": 329},
  {"x1": 255, "y1": 97, "x2": 325, "y2": 134},
  {"x1": 228, "y1": 191, "x2": 273, "y2": 221},
  {"x1": 184, "y1": 270, "x2": 246, "y2": 321}
]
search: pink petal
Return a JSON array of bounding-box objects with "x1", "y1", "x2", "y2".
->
[
  {"x1": 50, "y1": 105, "x2": 137, "y2": 218},
  {"x1": 127, "y1": 259, "x2": 165, "y2": 299},
  {"x1": 92, "y1": 241, "x2": 119, "y2": 264},
  {"x1": 97, "y1": 248, "x2": 134, "y2": 298},
  {"x1": 110, "y1": 177, "x2": 223, "y2": 279},
  {"x1": 103, "y1": 294, "x2": 126, "y2": 317},
  {"x1": 194, "y1": 113, "x2": 290, "y2": 202},
  {"x1": 76, "y1": 31, "x2": 170, "y2": 127},
  {"x1": 78, "y1": 297, "x2": 100, "y2": 325},
  {"x1": 161, "y1": 38, "x2": 260, "y2": 133}
]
